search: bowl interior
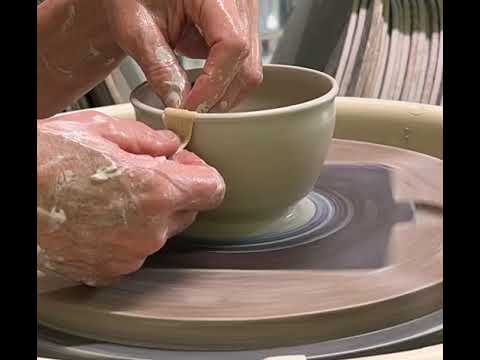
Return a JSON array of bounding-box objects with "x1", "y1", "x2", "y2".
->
[{"x1": 132, "y1": 66, "x2": 335, "y2": 113}]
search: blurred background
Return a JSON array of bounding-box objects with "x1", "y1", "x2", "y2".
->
[{"x1": 66, "y1": 0, "x2": 443, "y2": 112}]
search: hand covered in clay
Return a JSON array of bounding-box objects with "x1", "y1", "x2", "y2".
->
[
  {"x1": 102, "y1": 0, "x2": 263, "y2": 112},
  {"x1": 37, "y1": 111, "x2": 225, "y2": 286}
]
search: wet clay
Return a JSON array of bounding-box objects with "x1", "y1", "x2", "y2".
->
[{"x1": 162, "y1": 108, "x2": 197, "y2": 150}]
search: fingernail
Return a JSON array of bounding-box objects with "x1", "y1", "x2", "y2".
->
[
  {"x1": 163, "y1": 130, "x2": 178, "y2": 141},
  {"x1": 164, "y1": 91, "x2": 181, "y2": 108}
]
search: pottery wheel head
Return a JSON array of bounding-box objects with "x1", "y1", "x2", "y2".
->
[{"x1": 38, "y1": 140, "x2": 443, "y2": 351}]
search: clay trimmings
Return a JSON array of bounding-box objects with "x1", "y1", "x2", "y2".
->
[{"x1": 162, "y1": 108, "x2": 196, "y2": 150}]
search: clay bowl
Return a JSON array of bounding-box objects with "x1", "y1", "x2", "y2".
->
[{"x1": 130, "y1": 65, "x2": 338, "y2": 241}]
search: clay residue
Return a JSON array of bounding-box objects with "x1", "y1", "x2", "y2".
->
[
  {"x1": 196, "y1": 103, "x2": 209, "y2": 113},
  {"x1": 40, "y1": 53, "x2": 74, "y2": 79},
  {"x1": 105, "y1": 57, "x2": 115, "y2": 66},
  {"x1": 88, "y1": 42, "x2": 101, "y2": 57},
  {"x1": 154, "y1": 45, "x2": 176, "y2": 65},
  {"x1": 37, "y1": 206, "x2": 67, "y2": 232},
  {"x1": 90, "y1": 164, "x2": 124, "y2": 183},
  {"x1": 61, "y1": 3, "x2": 76, "y2": 33},
  {"x1": 162, "y1": 67, "x2": 189, "y2": 108},
  {"x1": 220, "y1": 100, "x2": 229, "y2": 110}
]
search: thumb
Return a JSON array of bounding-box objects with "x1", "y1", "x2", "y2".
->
[{"x1": 100, "y1": 118, "x2": 181, "y2": 157}]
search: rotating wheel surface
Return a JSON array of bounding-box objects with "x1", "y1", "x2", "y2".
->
[{"x1": 38, "y1": 139, "x2": 443, "y2": 351}]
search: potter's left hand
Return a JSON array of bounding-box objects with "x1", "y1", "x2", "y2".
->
[
  {"x1": 102, "y1": 0, "x2": 263, "y2": 112},
  {"x1": 37, "y1": 111, "x2": 225, "y2": 286}
]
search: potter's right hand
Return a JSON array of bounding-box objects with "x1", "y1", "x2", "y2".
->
[
  {"x1": 37, "y1": 111, "x2": 225, "y2": 286},
  {"x1": 102, "y1": 0, "x2": 263, "y2": 112}
]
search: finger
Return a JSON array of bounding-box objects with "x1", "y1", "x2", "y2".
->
[
  {"x1": 99, "y1": 118, "x2": 181, "y2": 157},
  {"x1": 171, "y1": 149, "x2": 209, "y2": 166},
  {"x1": 167, "y1": 211, "x2": 198, "y2": 238},
  {"x1": 123, "y1": 155, "x2": 223, "y2": 220},
  {"x1": 175, "y1": 23, "x2": 209, "y2": 59},
  {"x1": 209, "y1": 64, "x2": 263, "y2": 112},
  {"x1": 211, "y1": 0, "x2": 263, "y2": 112},
  {"x1": 182, "y1": 0, "x2": 249, "y2": 112},
  {"x1": 104, "y1": 228, "x2": 165, "y2": 259},
  {"x1": 104, "y1": 1, "x2": 190, "y2": 108},
  {"x1": 102, "y1": 257, "x2": 145, "y2": 278},
  {"x1": 45, "y1": 109, "x2": 182, "y2": 157},
  {"x1": 168, "y1": 150, "x2": 225, "y2": 210},
  {"x1": 154, "y1": 159, "x2": 226, "y2": 212},
  {"x1": 142, "y1": 42, "x2": 191, "y2": 109},
  {"x1": 41, "y1": 110, "x2": 111, "y2": 127},
  {"x1": 209, "y1": 75, "x2": 244, "y2": 112}
]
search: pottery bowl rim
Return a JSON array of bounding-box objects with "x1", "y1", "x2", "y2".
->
[{"x1": 130, "y1": 64, "x2": 338, "y2": 123}]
